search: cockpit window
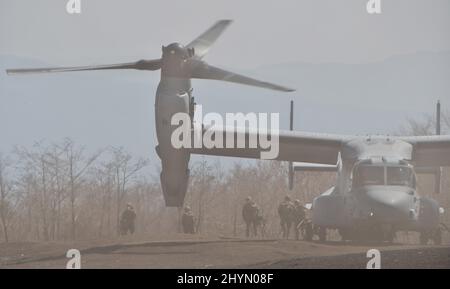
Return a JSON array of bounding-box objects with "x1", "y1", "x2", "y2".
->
[
  {"x1": 353, "y1": 164, "x2": 416, "y2": 189},
  {"x1": 387, "y1": 166, "x2": 414, "y2": 187},
  {"x1": 354, "y1": 166, "x2": 384, "y2": 186}
]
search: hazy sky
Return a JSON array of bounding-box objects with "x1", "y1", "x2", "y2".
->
[
  {"x1": 1, "y1": 0, "x2": 450, "y2": 68},
  {"x1": 0, "y1": 0, "x2": 449, "y2": 169}
]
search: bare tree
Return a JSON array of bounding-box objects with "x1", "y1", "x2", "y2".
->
[
  {"x1": 398, "y1": 109, "x2": 449, "y2": 136},
  {"x1": 45, "y1": 142, "x2": 70, "y2": 240},
  {"x1": 187, "y1": 159, "x2": 217, "y2": 234},
  {"x1": 398, "y1": 115, "x2": 434, "y2": 136},
  {"x1": 0, "y1": 153, "x2": 13, "y2": 243},
  {"x1": 109, "y1": 147, "x2": 148, "y2": 235},
  {"x1": 443, "y1": 109, "x2": 450, "y2": 133},
  {"x1": 14, "y1": 142, "x2": 53, "y2": 240},
  {"x1": 64, "y1": 139, "x2": 103, "y2": 240},
  {"x1": 90, "y1": 163, "x2": 116, "y2": 237}
]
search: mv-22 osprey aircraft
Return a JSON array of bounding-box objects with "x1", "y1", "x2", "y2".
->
[{"x1": 7, "y1": 20, "x2": 450, "y2": 244}]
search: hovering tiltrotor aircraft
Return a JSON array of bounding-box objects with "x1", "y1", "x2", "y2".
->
[
  {"x1": 6, "y1": 20, "x2": 295, "y2": 207},
  {"x1": 7, "y1": 20, "x2": 450, "y2": 244}
]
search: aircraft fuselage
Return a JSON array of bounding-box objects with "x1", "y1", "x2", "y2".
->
[{"x1": 311, "y1": 137, "x2": 442, "y2": 242}]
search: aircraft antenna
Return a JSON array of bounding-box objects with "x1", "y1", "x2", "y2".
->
[
  {"x1": 436, "y1": 100, "x2": 441, "y2": 135},
  {"x1": 288, "y1": 100, "x2": 294, "y2": 190},
  {"x1": 435, "y1": 100, "x2": 442, "y2": 194}
]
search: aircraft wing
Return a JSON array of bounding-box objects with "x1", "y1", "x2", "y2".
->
[
  {"x1": 189, "y1": 128, "x2": 450, "y2": 166},
  {"x1": 400, "y1": 135, "x2": 450, "y2": 167},
  {"x1": 189, "y1": 128, "x2": 348, "y2": 165}
]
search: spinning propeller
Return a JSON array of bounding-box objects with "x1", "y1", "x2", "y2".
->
[{"x1": 7, "y1": 20, "x2": 294, "y2": 92}]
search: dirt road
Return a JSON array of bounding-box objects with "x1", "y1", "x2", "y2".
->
[{"x1": 0, "y1": 235, "x2": 448, "y2": 269}]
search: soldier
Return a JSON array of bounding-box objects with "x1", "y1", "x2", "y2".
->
[
  {"x1": 242, "y1": 197, "x2": 259, "y2": 237},
  {"x1": 293, "y1": 199, "x2": 306, "y2": 240},
  {"x1": 182, "y1": 206, "x2": 195, "y2": 234},
  {"x1": 254, "y1": 210, "x2": 267, "y2": 238},
  {"x1": 278, "y1": 195, "x2": 295, "y2": 239},
  {"x1": 120, "y1": 203, "x2": 137, "y2": 236}
]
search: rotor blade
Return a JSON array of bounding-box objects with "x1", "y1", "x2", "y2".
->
[
  {"x1": 186, "y1": 20, "x2": 233, "y2": 59},
  {"x1": 6, "y1": 59, "x2": 162, "y2": 75},
  {"x1": 191, "y1": 61, "x2": 295, "y2": 92}
]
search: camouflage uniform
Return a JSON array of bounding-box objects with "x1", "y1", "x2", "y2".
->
[
  {"x1": 120, "y1": 203, "x2": 136, "y2": 235},
  {"x1": 293, "y1": 199, "x2": 306, "y2": 240},
  {"x1": 278, "y1": 196, "x2": 295, "y2": 239},
  {"x1": 242, "y1": 197, "x2": 259, "y2": 237},
  {"x1": 182, "y1": 206, "x2": 195, "y2": 234}
]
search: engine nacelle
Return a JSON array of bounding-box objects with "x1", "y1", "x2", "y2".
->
[
  {"x1": 155, "y1": 77, "x2": 192, "y2": 207},
  {"x1": 156, "y1": 143, "x2": 191, "y2": 207},
  {"x1": 160, "y1": 168, "x2": 189, "y2": 207}
]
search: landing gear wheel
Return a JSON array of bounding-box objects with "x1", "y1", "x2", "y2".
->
[{"x1": 318, "y1": 227, "x2": 327, "y2": 242}]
